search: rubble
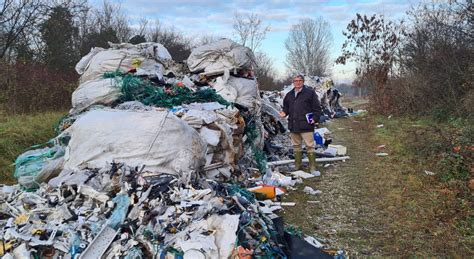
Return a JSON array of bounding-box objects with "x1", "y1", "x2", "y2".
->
[{"x1": 1, "y1": 39, "x2": 349, "y2": 258}]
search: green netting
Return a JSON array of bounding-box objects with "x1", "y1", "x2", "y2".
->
[
  {"x1": 284, "y1": 224, "x2": 303, "y2": 237},
  {"x1": 104, "y1": 72, "x2": 230, "y2": 108},
  {"x1": 14, "y1": 143, "x2": 65, "y2": 191},
  {"x1": 14, "y1": 147, "x2": 57, "y2": 179},
  {"x1": 228, "y1": 184, "x2": 256, "y2": 202},
  {"x1": 103, "y1": 70, "x2": 126, "y2": 78},
  {"x1": 253, "y1": 148, "x2": 267, "y2": 173},
  {"x1": 244, "y1": 117, "x2": 268, "y2": 173}
]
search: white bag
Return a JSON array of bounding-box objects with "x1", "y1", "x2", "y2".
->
[
  {"x1": 70, "y1": 78, "x2": 121, "y2": 114},
  {"x1": 187, "y1": 39, "x2": 256, "y2": 74},
  {"x1": 63, "y1": 109, "x2": 206, "y2": 176},
  {"x1": 77, "y1": 42, "x2": 172, "y2": 83}
]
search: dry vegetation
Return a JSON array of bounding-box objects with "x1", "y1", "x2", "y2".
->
[{"x1": 282, "y1": 99, "x2": 473, "y2": 256}]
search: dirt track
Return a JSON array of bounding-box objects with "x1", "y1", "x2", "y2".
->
[{"x1": 280, "y1": 99, "x2": 473, "y2": 257}]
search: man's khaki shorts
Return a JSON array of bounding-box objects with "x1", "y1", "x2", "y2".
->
[{"x1": 290, "y1": 132, "x2": 315, "y2": 152}]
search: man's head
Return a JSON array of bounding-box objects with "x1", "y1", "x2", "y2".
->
[{"x1": 293, "y1": 75, "x2": 304, "y2": 90}]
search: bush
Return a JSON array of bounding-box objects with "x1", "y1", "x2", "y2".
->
[
  {"x1": 0, "y1": 62, "x2": 77, "y2": 114},
  {"x1": 403, "y1": 118, "x2": 473, "y2": 183}
]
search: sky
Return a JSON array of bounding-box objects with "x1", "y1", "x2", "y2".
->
[{"x1": 93, "y1": 0, "x2": 417, "y2": 83}]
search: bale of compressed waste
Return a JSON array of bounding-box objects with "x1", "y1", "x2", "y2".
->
[
  {"x1": 70, "y1": 78, "x2": 121, "y2": 114},
  {"x1": 187, "y1": 38, "x2": 256, "y2": 74},
  {"x1": 62, "y1": 109, "x2": 207, "y2": 177},
  {"x1": 77, "y1": 42, "x2": 172, "y2": 84}
]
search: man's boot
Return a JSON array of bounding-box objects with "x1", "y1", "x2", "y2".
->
[
  {"x1": 294, "y1": 150, "x2": 303, "y2": 170},
  {"x1": 308, "y1": 152, "x2": 318, "y2": 174}
]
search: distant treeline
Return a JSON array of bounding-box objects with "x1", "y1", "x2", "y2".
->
[
  {"x1": 0, "y1": 0, "x2": 202, "y2": 113},
  {"x1": 1, "y1": 1, "x2": 471, "y2": 119},
  {"x1": 0, "y1": 0, "x2": 295, "y2": 114}
]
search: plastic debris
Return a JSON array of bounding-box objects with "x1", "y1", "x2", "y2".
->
[
  {"x1": 291, "y1": 170, "x2": 315, "y2": 179},
  {"x1": 2, "y1": 39, "x2": 347, "y2": 258},
  {"x1": 424, "y1": 170, "x2": 436, "y2": 176},
  {"x1": 267, "y1": 156, "x2": 351, "y2": 166},
  {"x1": 248, "y1": 185, "x2": 286, "y2": 200},
  {"x1": 327, "y1": 144, "x2": 347, "y2": 156},
  {"x1": 303, "y1": 186, "x2": 322, "y2": 195}
]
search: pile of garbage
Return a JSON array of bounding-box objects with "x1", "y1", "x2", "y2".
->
[{"x1": 0, "y1": 39, "x2": 345, "y2": 258}]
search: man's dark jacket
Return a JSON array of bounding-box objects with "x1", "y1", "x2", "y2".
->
[{"x1": 283, "y1": 86, "x2": 322, "y2": 133}]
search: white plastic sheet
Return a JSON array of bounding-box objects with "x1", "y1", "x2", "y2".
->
[
  {"x1": 212, "y1": 75, "x2": 260, "y2": 112},
  {"x1": 174, "y1": 214, "x2": 239, "y2": 259},
  {"x1": 63, "y1": 109, "x2": 206, "y2": 176}
]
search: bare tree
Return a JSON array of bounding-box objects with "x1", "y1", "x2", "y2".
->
[
  {"x1": 285, "y1": 17, "x2": 332, "y2": 76},
  {"x1": 0, "y1": 0, "x2": 47, "y2": 60},
  {"x1": 146, "y1": 20, "x2": 192, "y2": 61},
  {"x1": 92, "y1": 0, "x2": 131, "y2": 42},
  {"x1": 233, "y1": 13, "x2": 270, "y2": 52},
  {"x1": 398, "y1": 1, "x2": 473, "y2": 117},
  {"x1": 254, "y1": 51, "x2": 279, "y2": 90},
  {"x1": 137, "y1": 18, "x2": 148, "y2": 37},
  {"x1": 194, "y1": 34, "x2": 223, "y2": 47},
  {"x1": 147, "y1": 19, "x2": 163, "y2": 43}
]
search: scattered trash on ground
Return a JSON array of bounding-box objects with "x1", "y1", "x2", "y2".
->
[
  {"x1": 424, "y1": 170, "x2": 436, "y2": 176},
  {"x1": 1, "y1": 39, "x2": 349, "y2": 258},
  {"x1": 303, "y1": 186, "x2": 322, "y2": 195},
  {"x1": 291, "y1": 170, "x2": 316, "y2": 179}
]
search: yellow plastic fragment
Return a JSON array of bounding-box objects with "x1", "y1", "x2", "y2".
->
[
  {"x1": 0, "y1": 240, "x2": 15, "y2": 256},
  {"x1": 14, "y1": 214, "x2": 29, "y2": 225},
  {"x1": 132, "y1": 59, "x2": 142, "y2": 68}
]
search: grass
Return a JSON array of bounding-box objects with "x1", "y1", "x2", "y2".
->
[
  {"x1": 280, "y1": 98, "x2": 473, "y2": 256},
  {"x1": 0, "y1": 110, "x2": 66, "y2": 184}
]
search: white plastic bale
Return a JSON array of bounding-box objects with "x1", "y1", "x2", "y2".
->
[
  {"x1": 78, "y1": 48, "x2": 143, "y2": 83},
  {"x1": 70, "y1": 78, "x2": 121, "y2": 114},
  {"x1": 63, "y1": 109, "x2": 206, "y2": 176},
  {"x1": 77, "y1": 42, "x2": 172, "y2": 84},
  {"x1": 75, "y1": 47, "x2": 104, "y2": 75},
  {"x1": 108, "y1": 42, "x2": 172, "y2": 61},
  {"x1": 187, "y1": 39, "x2": 256, "y2": 73}
]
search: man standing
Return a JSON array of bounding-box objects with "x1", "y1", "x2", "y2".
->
[{"x1": 279, "y1": 75, "x2": 321, "y2": 172}]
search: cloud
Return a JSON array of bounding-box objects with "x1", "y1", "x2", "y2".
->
[{"x1": 92, "y1": 0, "x2": 412, "y2": 81}]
